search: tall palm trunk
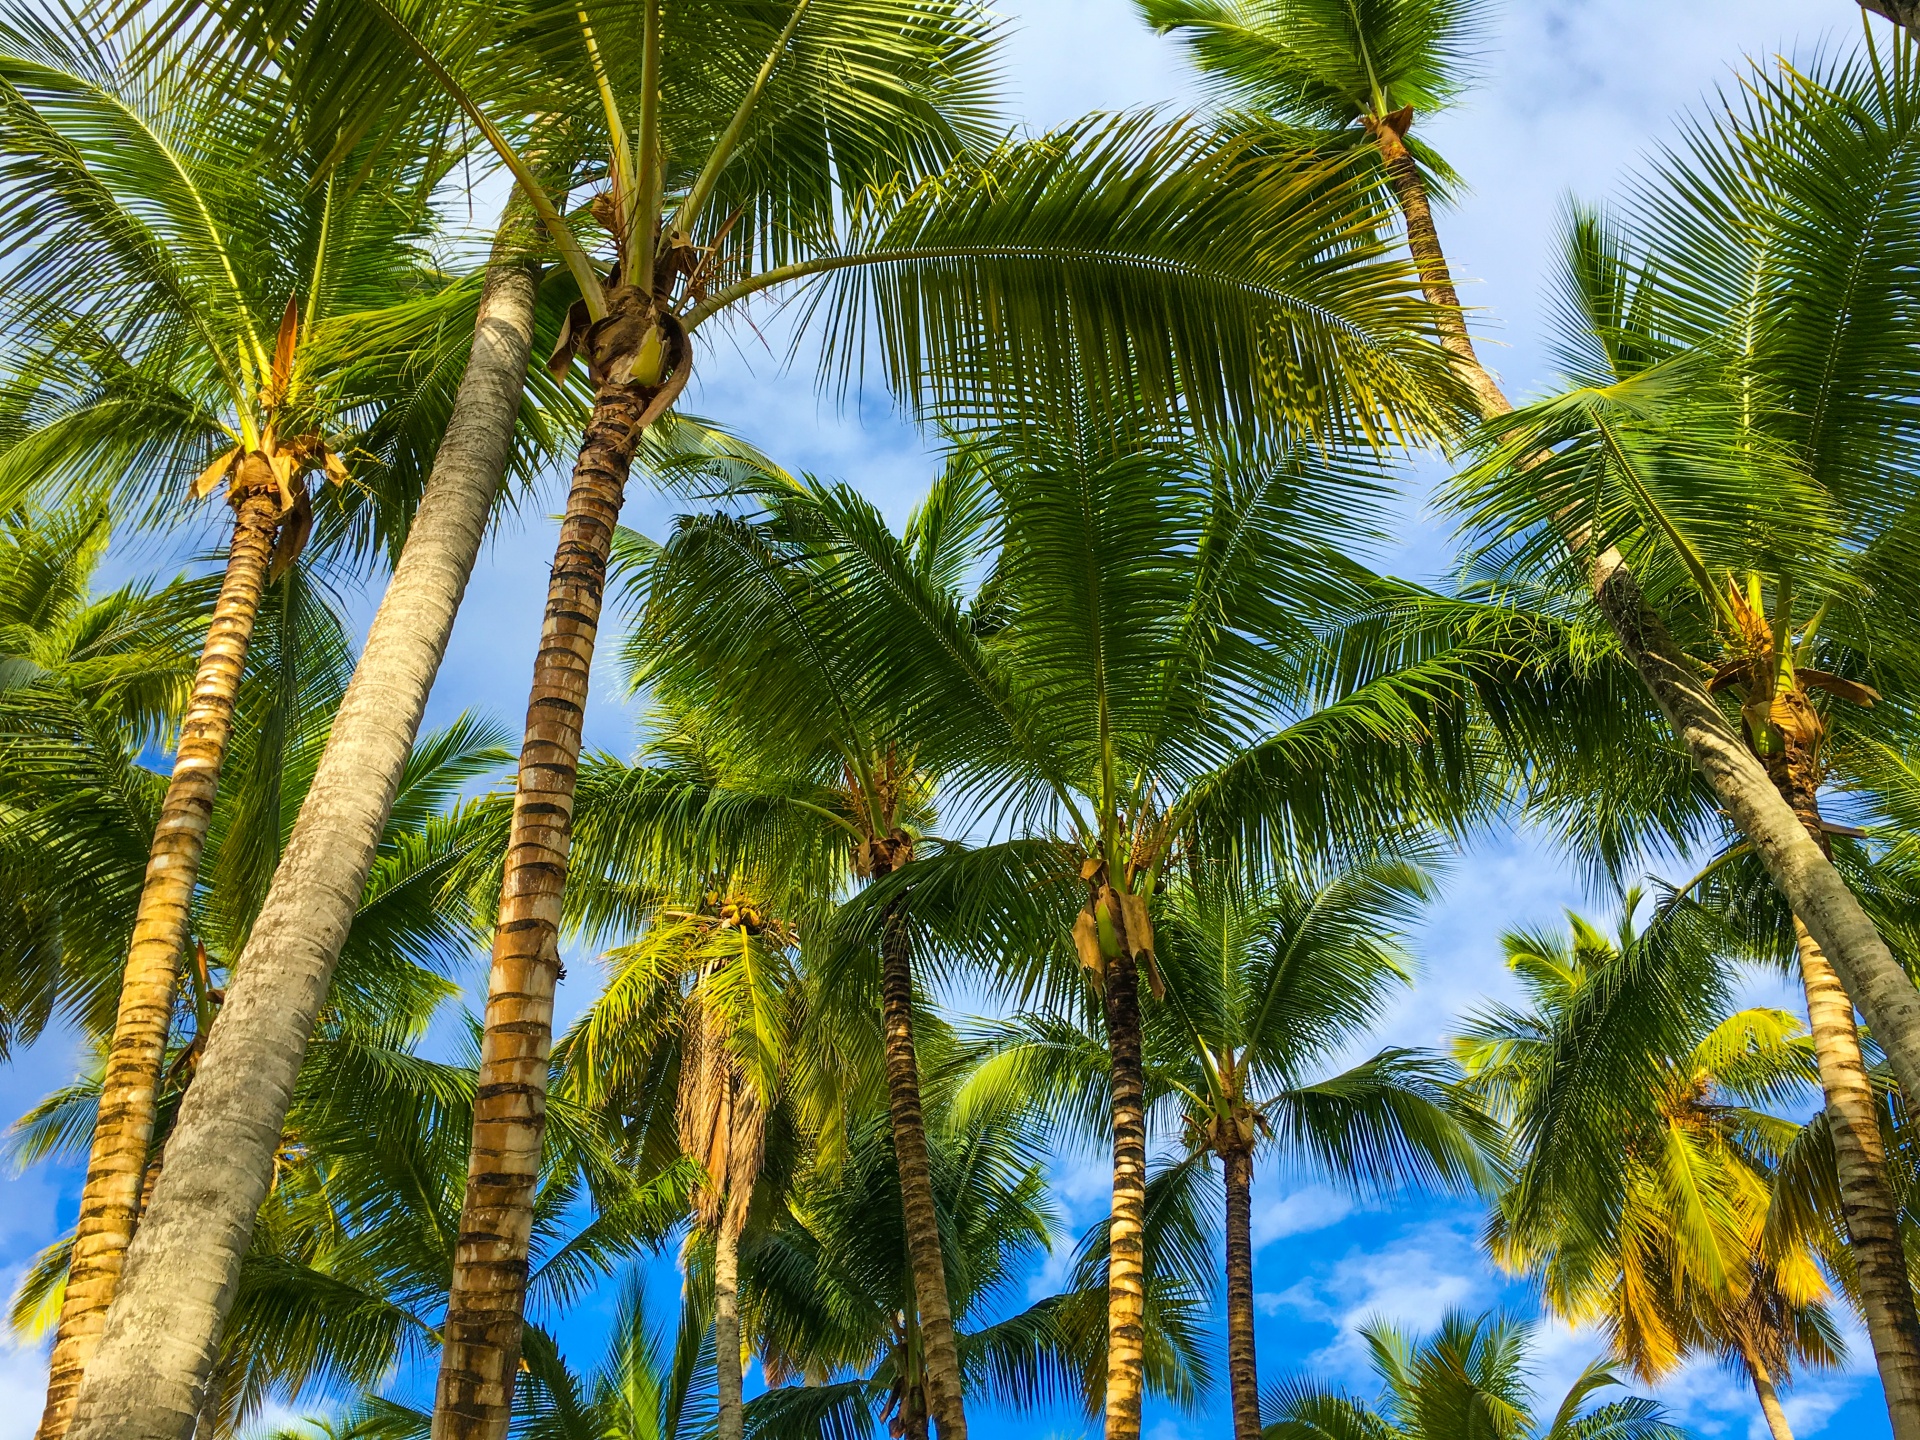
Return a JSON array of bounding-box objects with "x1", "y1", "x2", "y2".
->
[
  {"x1": 36, "y1": 462, "x2": 281, "y2": 1440},
  {"x1": 1742, "y1": 1344, "x2": 1796, "y2": 1440},
  {"x1": 64, "y1": 229, "x2": 543, "y2": 1440},
  {"x1": 876, "y1": 893, "x2": 969, "y2": 1440},
  {"x1": 1103, "y1": 945, "x2": 1149, "y2": 1440},
  {"x1": 714, "y1": 1212, "x2": 746, "y2": 1440},
  {"x1": 431, "y1": 289, "x2": 687, "y2": 1440},
  {"x1": 1375, "y1": 124, "x2": 1920, "y2": 1440},
  {"x1": 1219, "y1": 1141, "x2": 1260, "y2": 1440},
  {"x1": 1765, "y1": 724, "x2": 1920, "y2": 1435}
]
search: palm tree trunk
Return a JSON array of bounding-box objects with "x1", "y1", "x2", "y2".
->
[
  {"x1": 1103, "y1": 947, "x2": 1148, "y2": 1440},
  {"x1": 432, "y1": 291, "x2": 686, "y2": 1440},
  {"x1": 1220, "y1": 1143, "x2": 1261, "y2": 1440},
  {"x1": 879, "y1": 903, "x2": 969, "y2": 1440},
  {"x1": 1862, "y1": 2, "x2": 1920, "y2": 35},
  {"x1": 1744, "y1": 1346, "x2": 1796, "y2": 1440},
  {"x1": 714, "y1": 1214, "x2": 746, "y2": 1440},
  {"x1": 36, "y1": 461, "x2": 282, "y2": 1440},
  {"x1": 1796, "y1": 919, "x2": 1920, "y2": 1433},
  {"x1": 1766, "y1": 732, "x2": 1920, "y2": 1440},
  {"x1": 1369, "y1": 118, "x2": 1509, "y2": 420},
  {"x1": 1374, "y1": 117, "x2": 1920, "y2": 1192},
  {"x1": 63, "y1": 235, "x2": 543, "y2": 1440}
]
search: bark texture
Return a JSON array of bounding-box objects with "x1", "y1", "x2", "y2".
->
[
  {"x1": 36, "y1": 467, "x2": 281, "y2": 1440},
  {"x1": 1593, "y1": 563, "x2": 1920, "y2": 1123},
  {"x1": 1797, "y1": 918, "x2": 1920, "y2": 1436},
  {"x1": 1768, "y1": 729, "x2": 1920, "y2": 1440},
  {"x1": 64, "y1": 249, "x2": 541, "y2": 1440},
  {"x1": 714, "y1": 1218, "x2": 745, "y2": 1440},
  {"x1": 1103, "y1": 947, "x2": 1148, "y2": 1440},
  {"x1": 432, "y1": 318, "x2": 678, "y2": 1439},
  {"x1": 1221, "y1": 1144, "x2": 1261, "y2": 1440},
  {"x1": 1862, "y1": 1, "x2": 1920, "y2": 32},
  {"x1": 878, "y1": 899, "x2": 969, "y2": 1440}
]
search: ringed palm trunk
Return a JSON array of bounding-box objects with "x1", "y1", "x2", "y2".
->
[
  {"x1": 64, "y1": 222, "x2": 543, "y2": 1440},
  {"x1": 1219, "y1": 1140, "x2": 1260, "y2": 1440},
  {"x1": 1103, "y1": 944, "x2": 1149, "y2": 1440},
  {"x1": 431, "y1": 287, "x2": 688, "y2": 1440},
  {"x1": 1373, "y1": 124, "x2": 1920, "y2": 1421},
  {"x1": 1766, "y1": 727, "x2": 1920, "y2": 1436},
  {"x1": 872, "y1": 862, "x2": 969, "y2": 1440},
  {"x1": 714, "y1": 1210, "x2": 746, "y2": 1440},
  {"x1": 35, "y1": 460, "x2": 281, "y2": 1440}
]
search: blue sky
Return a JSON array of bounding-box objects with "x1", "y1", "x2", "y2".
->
[{"x1": 0, "y1": 2, "x2": 1893, "y2": 1438}]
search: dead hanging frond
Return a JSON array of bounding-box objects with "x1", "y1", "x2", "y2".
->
[{"x1": 677, "y1": 994, "x2": 765, "y2": 1236}]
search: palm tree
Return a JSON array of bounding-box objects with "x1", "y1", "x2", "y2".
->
[
  {"x1": 952, "y1": 859, "x2": 1490, "y2": 1439},
  {"x1": 86, "y1": 2, "x2": 1463, "y2": 1432},
  {"x1": 0, "y1": 499, "x2": 205, "y2": 1052},
  {"x1": 621, "y1": 452, "x2": 991, "y2": 1437},
  {"x1": 1140, "y1": 0, "x2": 1502, "y2": 414},
  {"x1": 793, "y1": 408, "x2": 1495, "y2": 1439},
  {"x1": 1261, "y1": 1310, "x2": 1684, "y2": 1440},
  {"x1": 0, "y1": 12, "x2": 472, "y2": 1431},
  {"x1": 1150, "y1": 9, "x2": 1920, "y2": 1278},
  {"x1": 1447, "y1": 39, "x2": 1920, "y2": 1431},
  {"x1": 1154, "y1": 862, "x2": 1493, "y2": 1438},
  {"x1": 1456, "y1": 902, "x2": 1841, "y2": 1440},
  {"x1": 554, "y1": 862, "x2": 808, "y2": 1440},
  {"x1": 5, "y1": 642, "x2": 531, "y2": 1434}
]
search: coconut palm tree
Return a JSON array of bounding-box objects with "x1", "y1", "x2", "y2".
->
[
  {"x1": 85, "y1": 2, "x2": 1464, "y2": 1431},
  {"x1": 951, "y1": 858, "x2": 1491, "y2": 1439},
  {"x1": 616, "y1": 451, "x2": 989, "y2": 1435},
  {"x1": 553, "y1": 860, "x2": 808, "y2": 1440},
  {"x1": 0, "y1": 11, "x2": 480, "y2": 1429},
  {"x1": 1447, "y1": 38, "x2": 1920, "y2": 1431},
  {"x1": 1154, "y1": 861, "x2": 1493, "y2": 1438},
  {"x1": 788, "y1": 406, "x2": 1501, "y2": 1439},
  {"x1": 1149, "y1": 14, "x2": 1920, "y2": 1315},
  {"x1": 1260, "y1": 1309, "x2": 1685, "y2": 1440},
  {"x1": 1139, "y1": 0, "x2": 1501, "y2": 414},
  {"x1": 0, "y1": 499, "x2": 206, "y2": 1052},
  {"x1": 1456, "y1": 901, "x2": 1842, "y2": 1440}
]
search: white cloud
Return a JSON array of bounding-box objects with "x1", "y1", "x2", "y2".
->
[
  {"x1": 1251, "y1": 1185, "x2": 1355, "y2": 1249},
  {"x1": 0, "y1": 1337, "x2": 48, "y2": 1440},
  {"x1": 1259, "y1": 1214, "x2": 1496, "y2": 1382}
]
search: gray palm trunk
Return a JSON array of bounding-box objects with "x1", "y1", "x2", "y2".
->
[{"x1": 62, "y1": 224, "x2": 542, "y2": 1440}]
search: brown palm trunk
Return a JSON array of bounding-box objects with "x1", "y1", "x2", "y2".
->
[
  {"x1": 877, "y1": 896, "x2": 969, "y2": 1440},
  {"x1": 1103, "y1": 946, "x2": 1148, "y2": 1440},
  {"x1": 1767, "y1": 736, "x2": 1920, "y2": 1439},
  {"x1": 431, "y1": 293, "x2": 686, "y2": 1440},
  {"x1": 714, "y1": 1214, "x2": 745, "y2": 1440},
  {"x1": 1370, "y1": 117, "x2": 1509, "y2": 421},
  {"x1": 1220, "y1": 1143, "x2": 1260, "y2": 1440},
  {"x1": 64, "y1": 233, "x2": 544, "y2": 1440},
  {"x1": 36, "y1": 462, "x2": 281, "y2": 1440},
  {"x1": 1375, "y1": 111, "x2": 1920, "y2": 1248}
]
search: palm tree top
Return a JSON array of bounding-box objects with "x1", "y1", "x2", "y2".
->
[
  {"x1": 1263, "y1": 1308, "x2": 1686, "y2": 1440},
  {"x1": 1140, "y1": 0, "x2": 1486, "y2": 128}
]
